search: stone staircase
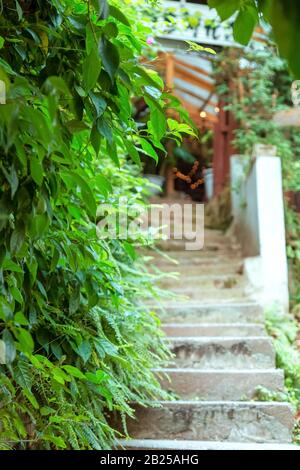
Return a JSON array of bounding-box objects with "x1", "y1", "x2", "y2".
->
[{"x1": 118, "y1": 201, "x2": 299, "y2": 450}]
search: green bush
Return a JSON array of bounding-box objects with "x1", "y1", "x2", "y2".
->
[{"x1": 0, "y1": 0, "x2": 194, "y2": 449}]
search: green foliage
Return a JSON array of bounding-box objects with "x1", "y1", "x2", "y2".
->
[
  {"x1": 264, "y1": 308, "x2": 300, "y2": 443},
  {"x1": 0, "y1": 0, "x2": 196, "y2": 450},
  {"x1": 208, "y1": 0, "x2": 300, "y2": 78},
  {"x1": 213, "y1": 46, "x2": 300, "y2": 187}
]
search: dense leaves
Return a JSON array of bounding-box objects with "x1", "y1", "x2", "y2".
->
[
  {"x1": 0, "y1": 0, "x2": 194, "y2": 449},
  {"x1": 208, "y1": 0, "x2": 300, "y2": 78}
]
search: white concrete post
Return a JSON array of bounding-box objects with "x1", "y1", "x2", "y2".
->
[
  {"x1": 230, "y1": 154, "x2": 289, "y2": 311},
  {"x1": 255, "y1": 156, "x2": 289, "y2": 311}
]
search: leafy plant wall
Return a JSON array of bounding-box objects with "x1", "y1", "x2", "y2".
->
[{"x1": 0, "y1": 0, "x2": 195, "y2": 449}]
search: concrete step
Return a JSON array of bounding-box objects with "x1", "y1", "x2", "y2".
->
[
  {"x1": 151, "y1": 302, "x2": 264, "y2": 324},
  {"x1": 118, "y1": 439, "x2": 300, "y2": 450},
  {"x1": 162, "y1": 323, "x2": 266, "y2": 337},
  {"x1": 168, "y1": 336, "x2": 275, "y2": 369},
  {"x1": 153, "y1": 242, "x2": 241, "y2": 255},
  {"x1": 154, "y1": 368, "x2": 284, "y2": 400},
  {"x1": 165, "y1": 286, "x2": 248, "y2": 301},
  {"x1": 116, "y1": 401, "x2": 294, "y2": 443},
  {"x1": 159, "y1": 274, "x2": 244, "y2": 290},
  {"x1": 156, "y1": 240, "x2": 238, "y2": 253},
  {"x1": 142, "y1": 251, "x2": 242, "y2": 265},
  {"x1": 150, "y1": 262, "x2": 244, "y2": 275}
]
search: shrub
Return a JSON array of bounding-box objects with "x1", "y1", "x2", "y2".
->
[{"x1": 0, "y1": 0, "x2": 193, "y2": 449}]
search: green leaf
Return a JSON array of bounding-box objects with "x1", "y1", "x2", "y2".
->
[
  {"x1": 44, "y1": 435, "x2": 66, "y2": 449},
  {"x1": 26, "y1": 257, "x2": 38, "y2": 285},
  {"x1": 85, "y1": 369, "x2": 109, "y2": 384},
  {"x1": 83, "y1": 48, "x2": 101, "y2": 92},
  {"x1": 62, "y1": 365, "x2": 86, "y2": 379},
  {"x1": 208, "y1": 0, "x2": 240, "y2": 21},
  {"x1": 23, "y1": 389, "x2": 39, "y2": 409},
  {"x1": 109, "y1": 5, "x2": 130, "y2": 26},
  {"x1": 97, "y1": 116, "x2": 113, "y2": 144},
  {"x1": 89, "y1": 92, "x2": 107, "y2": 117},
  {"x1": 0, "y1": 37, "x2": 4, "y2": 49},
  {"x1": 2, "y1": 259, "x2": 23, "y2": 273},
  {"x1": 91, "y1": 124, "x2": 101, "y2": 155},
  {"x1": 15, "y1": 0, "x2": 23, "y2": 21},
  {"x1": 94, "y1": 338, "x2": 118, "y2": 358},
  {"x1": 233, "y1": 7, "x2": 258, "y2": 45},
  {"x1": 95, "y1": 0, "x2": 109, "y2": 19},
  {"x1": 1, "y1": 163, "x2": 19, "y2": 198},
  {"x1": 51, "y1": 342, "x2": 63, "y2": 360},
  {"x1": 99, "y1": 37, "x2": 120, "y2": 82},
  {"x1": 16, "y1": 328, "x2": 34, "y2": 355},
  {"x1": 106, "y1": 140, "x2": 120, "y2": 166},
  {"x1": 69, "y1": 285, "x2": 80, "y2": 314},
  {"x1": 36, "y1": 328, "x2": 50, "y2": 354},
  {"x1": 14, "y1": 311, "x2": 29, "y2": 325},
  {"x1": 94, "y1": 174, "x2": 112, "y2": 196},
  {"x1": 146, "y1": 101, "x2": 166, "y2": 142},
  {"x1": 70, "y1": 171, "x2": 97, "y2": 219},
  {"x1": 11, "y1": 286, "x2": 23, "y2": 304},
  {"x1": 76, "y1": 340, "x2": 92, "y2": 363},
  {"x1": 15, "y1": 358, "x2": 32, "y2": 388},
  {"x1": 85, "y1": 23, "x2": 96, "y2": 55},
  {"x1": 124, "y1": 139, "x2": 141, "y2": 165},
  {"x1": 52, "y1": 366, "x2": 70, "y2": 384},
  {"x1": 43, "y1": 76, "x2": 70, "y2": 97},
  {"x1": 2, "y1": 329, "x2": 16, "y2": 363},
  {"x1": 139, "y1": 137, "x2": 158, "y2": 163},
  {"x1": 270, "y1": 0, "x2": 300, "y2": 78},
  {"x1": 30, "y1": 156, "x2": 44, "y2": 186},
  {"x1": 66, "y1": 119, "x2": 89, "y2": 133},
  {"x1": 123, "y1": 241, "x2": 136, "y2": 260},
  {"x1": 29, "y1": 214, "x2": 49, "y2": 239},
  {"x1": 10, "y1": 222, "x2": 25, "y2": 255},
  {"x1": 134, "y1": 65, "x2": 163, "y2": 90},
  {"x1": 40, "y1": 406, "x2": 55, "y2": 416},
  {"x1": 103, "y1": 22, "x2": 118, "y2": 39}
]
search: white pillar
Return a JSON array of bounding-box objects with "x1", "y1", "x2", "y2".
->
[{"x1": 255, "y1": 156, "x2": 289, "y2": 311}]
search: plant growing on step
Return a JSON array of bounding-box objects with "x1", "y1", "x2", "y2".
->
[
  {"x1": 0, "y1": 0, "x2": 196, "y2": 450},
  {"x1": 262, "y1": 308, "x2": 300, "y2": 443}
]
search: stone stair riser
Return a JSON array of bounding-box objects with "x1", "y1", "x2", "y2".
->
[
  {"x1": 115, "y1": 402, "x2": 294, "y2": 443},
  {"x1": 168, "y1": 337, "x2": 275, "y2": 369},
  {"x1": 162, "y1": 323, "x2": 266, "y2": 337},
  {"x1": 153, "y1": 369, "x2": 284, "y2": 400},
  {"x1": 152, "y1": 303, "x2": 264, "y2": 324}
]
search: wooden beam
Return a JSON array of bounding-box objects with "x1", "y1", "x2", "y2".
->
[
  {"x1": 176, "y1": 85, "x2": 216, "y2": 108},
  {"x1": 174, "y1": 67, "x2": 214, "y2": 92},
  {"x1": 273, "y1": 107, "x2": 300, "y2": 127},
  {"x1": 165, "y1": 53, "x2": 175, "y2": 90},
  {"x1": 175, "y1": 95, "x2": 217, "y2": 124},
  {"x1": 174, "y1": 57, "x2": 211, "y2": 78}
]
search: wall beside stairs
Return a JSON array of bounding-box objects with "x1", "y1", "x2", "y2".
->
[{"x1": 230, "y1": 153, "x2": 289, "y2": 311}]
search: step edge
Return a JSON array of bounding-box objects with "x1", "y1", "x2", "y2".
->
[
  {"x1": 152, "y1": 368, "x2": 284, "y2": 375},
  {"x1": 117, "y1": 439, "x2": 300, "y2": 450},
  {"x1": 167, "y1": 336, "x2": 272, "y2": 342}
]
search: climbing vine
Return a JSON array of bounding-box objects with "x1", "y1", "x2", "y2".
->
[{"x1": 0, "y1": 0, "x2": 196, "y2": 449}]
